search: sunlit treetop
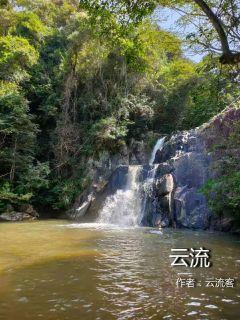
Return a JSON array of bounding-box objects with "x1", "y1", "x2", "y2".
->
[{"x1": 79, "y1": 0, "x2": 240, "y2": 65}]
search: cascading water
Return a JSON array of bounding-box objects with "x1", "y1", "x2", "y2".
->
[
  {"x1": 149, "y1": 137, "x2": 165, "y2": 165},
  {"x1": 97, "y1": 166, "x2": 142, "y2": 226},
  {"x1": 140, "y1": 137, "x2": 166, "y2": 220},
  {"x1": 97, "y1": 137, "x2": 165, "y2": 227}
]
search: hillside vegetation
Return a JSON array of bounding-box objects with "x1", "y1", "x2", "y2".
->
[{"x1": 0, "y1": 0, "x2": 239, "y2": 215}]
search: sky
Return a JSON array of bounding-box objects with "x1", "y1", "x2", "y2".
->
[{"x1": 153, "y1": 8, "x2": 205, "y2": 63}]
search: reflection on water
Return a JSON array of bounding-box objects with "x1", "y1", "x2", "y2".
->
[{"x1": 0, "y1": 221, "x2": 239, "y2": 320}]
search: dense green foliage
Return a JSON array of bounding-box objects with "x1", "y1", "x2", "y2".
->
[
  {"x1": 80, "y1": 0, "x2": 240, "y2": 64},
  {"x1": 0, "y1": 0, "x2": 239, "y2": 215}
]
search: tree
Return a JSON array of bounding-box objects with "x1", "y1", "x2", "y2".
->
[
  {"x1": 183, "y1": 0, "x2": 240, "y2": 65},
  {"x1": 79, "y1": 0, "x2": 240, "y2": 65},
  {"x1": 0, "y1": 0, "x2": 238, "y2": 215}
]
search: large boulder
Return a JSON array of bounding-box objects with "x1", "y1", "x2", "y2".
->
[
  {"x1": 19, "y1": 204, "x2": 39, "y2": 218},
  {"x1": 171, "y1": 152, "x2": 211, "y2": 189},
  {"x1": 0, "y1": 212, "x2": 35, "y2": 222},
  {"x1": 156, "y1": 174, "x2": 174, "y2": 197},
  {"x1": 155, "y1": 162, "x2": 174, "y2": 178},
  {"x1": 174, "y1": 186, "x2": 211, "y2": 229}
]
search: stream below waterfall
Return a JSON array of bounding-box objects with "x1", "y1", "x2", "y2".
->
[{"x1": 0, "y1": 221, "x2": 239, "y2": 320}]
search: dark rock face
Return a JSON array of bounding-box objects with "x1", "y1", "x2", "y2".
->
[
  {"x1": 151, "y1": 107, "x2": 240, "y2": 231},
  {"x1": 104, "y1": 165, "x2": 129, "y2": 193},
  {"x1": 174, "y1": 186, "x2": 211, "y2": 229},
  {"x1": 156, "y1": 174, "x2": 174, "y2": 197},
  {"x1": 145, "y1": 129, "x2": 212, "y2": 229},
  {"x1": 68, "y1": 165, "x2": 129, "y2": 220},
  {"x1": 129, "y1": 140, "x2": 148, "y2": 164},
  {"x1": 67, "y1": 138, "x2": 148, "y2": 220},
  {"x1": 154, "y1": 130, "x2": 205, "y2": 164}
]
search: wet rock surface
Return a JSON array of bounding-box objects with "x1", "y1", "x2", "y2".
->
[
  {"x1": 0, "y1": 205, "x2": 39, "y2": 222},
  {"x1": 156, "y1": 174, "x2": 174, "y2": 197},
  {"x1": 67, "y1": 138, "x2": 146, "y2": 221}
]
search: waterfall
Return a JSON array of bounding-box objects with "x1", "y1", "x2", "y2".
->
[
  {"x1": 97, "y1": 166, "x2": 142, "y2": 226},
  {"x1": 97, "y1": 137, "x2": 165, "y2": 227},
  {"x1": 149, "y1": 137, "x2": 165, "y2": 165},
  {"x1": 140, "y1": 137, "x2": 166, "y2": 222}
]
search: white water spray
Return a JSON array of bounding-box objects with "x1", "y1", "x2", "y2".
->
[
  {"x1": 149, "y1": 137, "x2": 165, "y2": 165},
  {"x1": 97, "y1": 166, "x2": 141, "y2": 226},
  {"x1": 97, "y1": 137, "x2": 165, "y2": 227}
]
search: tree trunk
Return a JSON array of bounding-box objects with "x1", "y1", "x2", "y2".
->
[
  {"x1": 220, "y1": 52, "x2": 240, "y2": 65},
  {"x1": 10, "y1": 138, "x2": 17, "y2": 181},
  {"x1": 193, "y1": 0, "x2": 240, "y2": 65}
]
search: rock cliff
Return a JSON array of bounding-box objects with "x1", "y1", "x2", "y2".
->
[
  {"x1": 67, "y1": 139, "x2": 147, "y2": 220},
  {"x1": 68, "y1": 105, "x2": 240, "y2": 232},
  {"x1": 148, "y1": 106, "x2": 240, "y2": 232}
]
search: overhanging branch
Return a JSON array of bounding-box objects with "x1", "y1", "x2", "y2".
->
[{"x1": 193, "y1": 0, "x2": 240, "y2": 64}]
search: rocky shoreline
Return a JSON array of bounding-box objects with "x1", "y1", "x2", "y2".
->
[{"x1": 0, "y1": 204, "x2": 39, "y2": 222}]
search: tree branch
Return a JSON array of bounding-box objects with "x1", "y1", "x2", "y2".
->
[
  {"x1": 193, "y1": 0, "x2": 240, "y2": 64},
  {"x1": 193, "y1": 0, "x2": 230, "y2": 55}
]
